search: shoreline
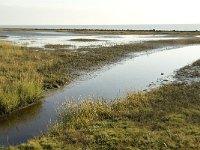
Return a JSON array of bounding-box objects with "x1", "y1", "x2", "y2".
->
[{"x1": 0, "y1": 28, "x2": 200, "y2": 35}]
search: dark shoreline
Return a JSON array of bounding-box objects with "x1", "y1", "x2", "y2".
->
[{"x1": 0, "y1": 28, "x2": 200, "y2": 35}]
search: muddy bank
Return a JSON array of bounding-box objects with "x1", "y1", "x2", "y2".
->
[{"x1": 176, "y1": 59, "x2": 200, "y2": 83}]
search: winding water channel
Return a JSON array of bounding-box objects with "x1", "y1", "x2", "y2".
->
[{"x1": 0, "y1": 45, "x2": 200, "y2": 146}]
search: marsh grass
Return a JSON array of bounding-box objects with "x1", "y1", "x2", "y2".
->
[
  {"x1": 1, "y1": 37, "x2": 200, "y2": 115},
  {"x1": 1, "y1": 35, "x2": 200, "y2": 148},
  {"x1": 0, "y1": 42, "x2": 44, "y2": 114},
  {"x1": 11, "y1": 83, "x2": 200, "y2": 149}
]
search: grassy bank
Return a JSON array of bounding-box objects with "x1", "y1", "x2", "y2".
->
[
  {"x1": 0, "y1": 37, "x2": 200, "y2": 115},
  {"x1": 10, "y1": 82, "x2": 200, "y2": 150}
]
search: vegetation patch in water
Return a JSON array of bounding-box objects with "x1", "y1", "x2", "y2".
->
[
  {"x1": 0, "y1": 35, "x2": 8, "y2": 38},
  {"x1": 69, "y1": 38, "x2": 103, "y2": 42}
]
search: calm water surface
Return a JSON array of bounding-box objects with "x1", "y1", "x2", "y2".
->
[{"x1": 0, "y1": 46, "x2": 200, "y2": 146}]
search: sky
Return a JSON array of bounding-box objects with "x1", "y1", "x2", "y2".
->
[{"x1": 0, "y1": 0, "x2": 200, "y2": 25}]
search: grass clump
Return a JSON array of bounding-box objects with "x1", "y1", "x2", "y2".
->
[
  {"x1": 0, "y1": 42, "x2": 44, "y2": 114},
  {"x1": 11, "y1": 83, "x2": 200, "y2": 149}
]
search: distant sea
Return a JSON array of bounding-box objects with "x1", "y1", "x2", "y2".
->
[{"x1": 0, "y1": 24, "x2": 200, "y2": 31}]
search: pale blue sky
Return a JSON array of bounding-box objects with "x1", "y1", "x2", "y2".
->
[{"x1": 0, "y1": 0, "x2": 200, "y2": 25}]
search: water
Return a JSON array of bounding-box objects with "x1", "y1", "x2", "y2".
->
[
  {"x1": 1, "y1": 24, "x2": 200, "y2": 31},
  {"x1": 0, "y1": 31, "x2": 179, "y2": 49},
  {"x1": 0, "y1": 46, "x2": 200, "y2": 146}
]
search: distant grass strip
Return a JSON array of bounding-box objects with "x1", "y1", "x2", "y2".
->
[
  {"x1": 0, "y1": 35, "x2": 8, "y2": 38},
  {"x1": 1, "y1": 28, "x2": 200, "y2": 36},
  {"x1": 69, "y1": 38, "x2": 102, "y2": 42},
  {"x1": 10, "y1": 83, "x2": 200, "y2": 150}
]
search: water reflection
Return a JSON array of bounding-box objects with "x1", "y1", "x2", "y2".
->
[{"x1": 0, "y1": 103, "x2": 42, "y2": 145}]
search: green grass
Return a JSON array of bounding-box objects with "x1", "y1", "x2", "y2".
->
[{"x1": 9, "y1": 83, "x2": 200, "y2": 150}]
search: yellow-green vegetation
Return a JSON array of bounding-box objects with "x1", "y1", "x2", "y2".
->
[
  {"x1": 1, "y1": 37, "x2": 200, "y2": 115},
  {"x1": 0, "y1": 42, "x2": 43, "y2": 115},
  {"x1": 10, "y1": 83, "x2": 200, "y2": 150}
]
